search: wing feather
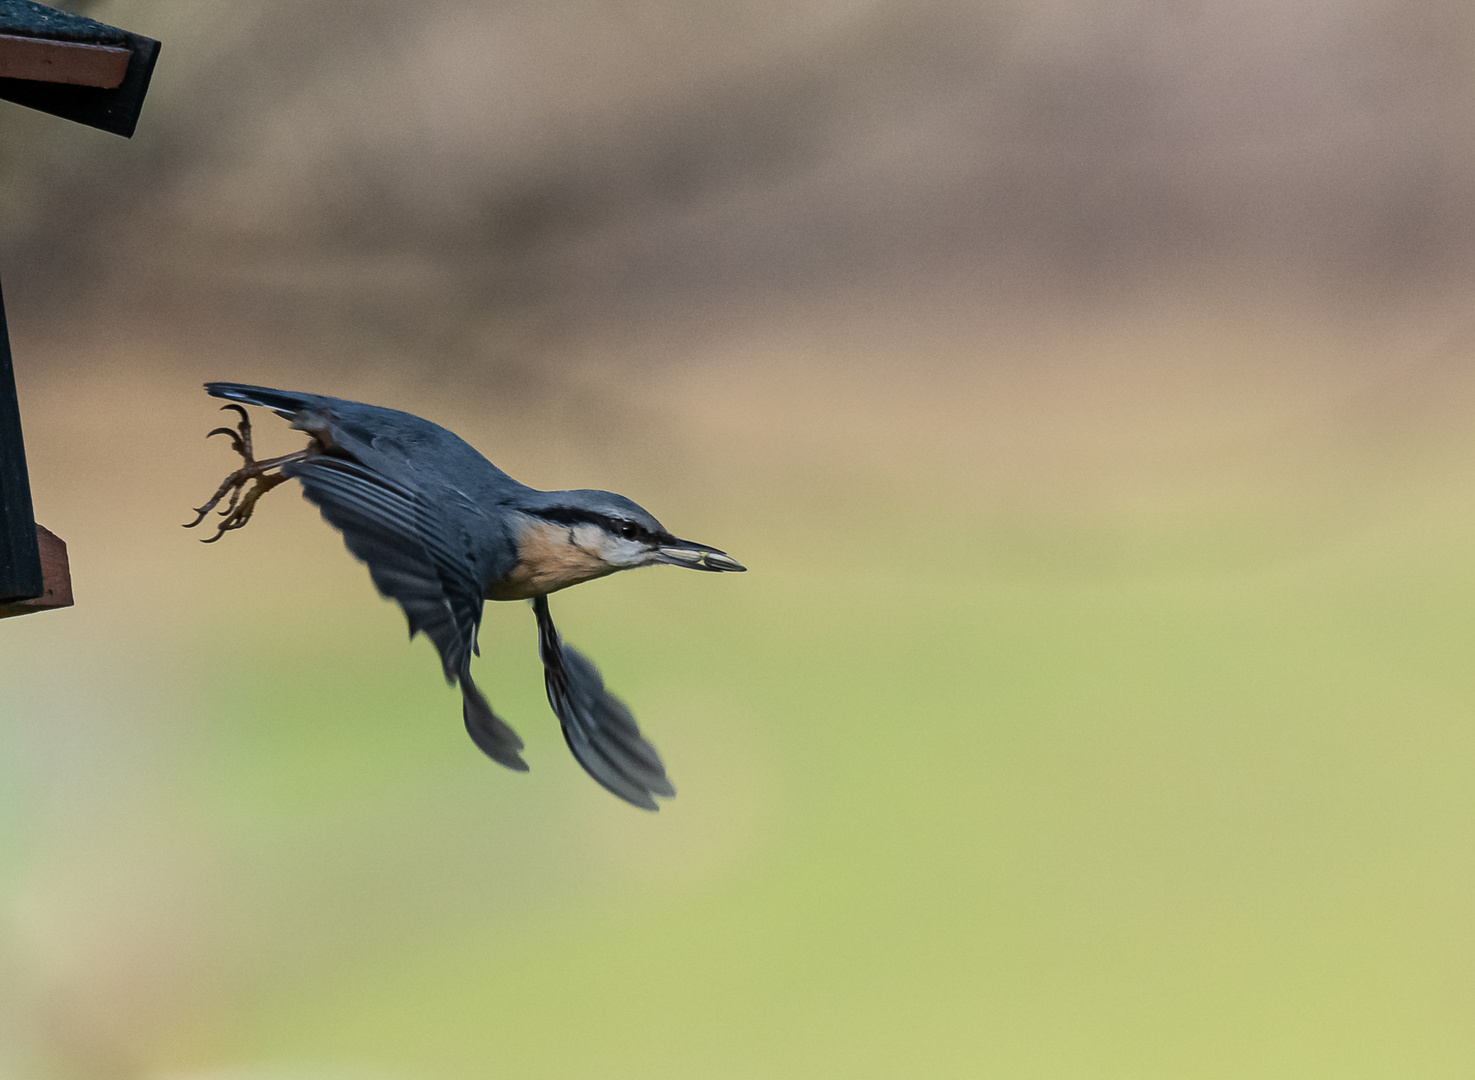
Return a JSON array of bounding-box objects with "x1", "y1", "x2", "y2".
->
[
  {"x1": 533, "y1": 596, "x2": 674, "y2": 810},
  {"x1": 286, "y1": 456, "x2": 527, "y2": 770}
]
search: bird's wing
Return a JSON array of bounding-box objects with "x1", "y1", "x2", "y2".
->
[
  {"x1": 285, "y1": 455, "x2": 527, "y2": 771},
  {"x1": 532, "y1": 596, "x2": 675, "y2": 811}
]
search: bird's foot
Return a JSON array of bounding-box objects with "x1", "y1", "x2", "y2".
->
[{"x1": 184, "y1": 404, "x2": 309, "y2": 542}]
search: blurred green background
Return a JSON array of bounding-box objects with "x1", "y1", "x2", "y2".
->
[{"x1": 4, "y1": 1, "x2": 1475, "y2": 1077}]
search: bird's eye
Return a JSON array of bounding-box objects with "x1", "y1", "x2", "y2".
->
[{"x1": 618, "y1": 522, "x2": 640, "y2": 540}]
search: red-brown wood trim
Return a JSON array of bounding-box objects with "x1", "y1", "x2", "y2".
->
[
  {"x1": 0, "y1": 525, "x2": 73, "y2": 619},
  {"x1": 0, "y1": 33, "x2": 130, "y2": 89}
]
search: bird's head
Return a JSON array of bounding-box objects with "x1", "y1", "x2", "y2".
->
[
  {"x1": 531, "y1": 490, "x2": 745, "y2": 572},
  {"x1": 502, "y1": 489, "x2": 743, "y2": 599}
]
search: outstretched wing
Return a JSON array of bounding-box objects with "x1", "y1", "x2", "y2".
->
[
  {"x1": 286, "y1": 456, "x2": 527, "y2": 772},
  {"x1": 532, "y1": 595, "x2": 675, "y2": 811}
]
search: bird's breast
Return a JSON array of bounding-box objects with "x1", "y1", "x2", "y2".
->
[{"x1": 487, "y1": 518, "x2": 618, "y2": 601}]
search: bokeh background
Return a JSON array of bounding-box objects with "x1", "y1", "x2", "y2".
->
[{"x1": 4, "y1": 1, "x2": 1475, "y2": 1076}]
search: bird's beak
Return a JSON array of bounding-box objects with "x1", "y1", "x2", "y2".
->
[{"x1": 655, "y1": 539, "x2": 746, "y2": 572}]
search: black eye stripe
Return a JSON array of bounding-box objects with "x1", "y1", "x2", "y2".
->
[{"x1": 532, "y1": 507, "x2": 652, "y2": 542}]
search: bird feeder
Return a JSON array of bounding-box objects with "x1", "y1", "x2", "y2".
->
[{"x1": 0, "y1": 0, "x2": 159, "y2": 619}]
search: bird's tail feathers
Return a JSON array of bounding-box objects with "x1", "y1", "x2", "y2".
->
[{"x1": 205, "y1": 382, "x2": 320, "y2": 417}]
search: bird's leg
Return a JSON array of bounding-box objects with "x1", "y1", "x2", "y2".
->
[{"x1": 184, "y1": 404, "x2": 311, "y2": 542}]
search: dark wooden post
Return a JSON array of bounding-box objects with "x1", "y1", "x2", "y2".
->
[
  {"x1": 0, "y1": 277, "x2": 41, "y2": 604},
  {"x1": 0, "y1": 0, "x2": 159, "y2": 619}
]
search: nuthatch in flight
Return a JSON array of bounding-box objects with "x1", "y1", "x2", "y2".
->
[{"x1": 187, "y1": 383, "x2": 744, "y2": 810}]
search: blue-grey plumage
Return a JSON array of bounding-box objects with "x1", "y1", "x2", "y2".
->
[{"x1": 189, "y1": 382, "x2": 745, "y2": 810}]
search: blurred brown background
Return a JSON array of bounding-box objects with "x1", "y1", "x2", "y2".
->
[
  {"x1": 4, "y1": 2, "x2": 1475, "y2": 1078},
  {"x1": 9, "y1": 0, "x2": 1475, "y2": 362}
]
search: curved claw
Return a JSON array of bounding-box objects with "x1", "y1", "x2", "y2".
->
[
  {"x1": 188, "y1": 403, "x2": 304, "y2": 542},
  {"x1": 205, "y1": 428, "x2": 246, "y2": 456},
  {"x1": 198, "y1": 503, "x2": 252, "y2": 542},
  {"x1": 184, "y1": 483, "x2": 236, "y2": 528},
  {"x1": 208, "y1": 405, "x2": 254, "y2": 457}
]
